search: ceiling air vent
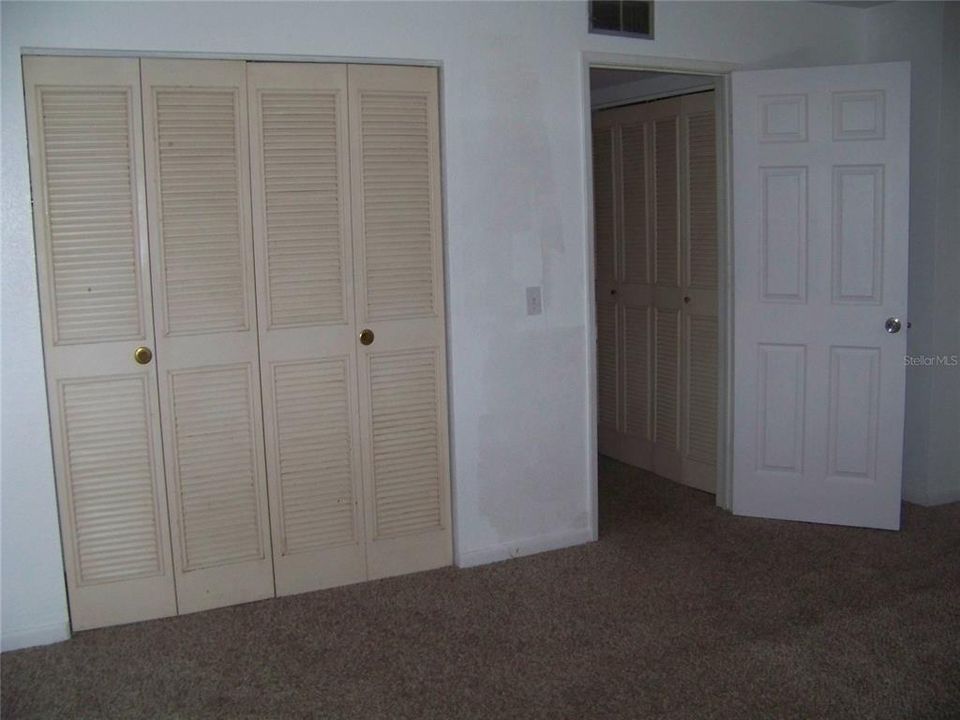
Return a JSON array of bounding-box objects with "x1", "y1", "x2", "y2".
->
[{"x1": 589, "y1": 1, "x2": 653, "y2": 38}]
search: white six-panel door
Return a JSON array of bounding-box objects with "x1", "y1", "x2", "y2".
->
[
  {"x1": 24, "y1": 57, "x2": 178, "y2": 630},
  {"x1": 732, "y1": 62, "x2": 909, "y2": 529}
]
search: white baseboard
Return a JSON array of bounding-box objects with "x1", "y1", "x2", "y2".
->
[
  {"x1": 455, "y1": 527, "x2": 594, "y2": 569},
  {"x1": 1, "y1": 621, "x2": 71, "y2": 652}
]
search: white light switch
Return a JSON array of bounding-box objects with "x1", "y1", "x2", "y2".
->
[{"x1": 526, "y1": 286, "x2": 542, "y2": 316}]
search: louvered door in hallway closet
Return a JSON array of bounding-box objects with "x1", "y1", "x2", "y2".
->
[
  {"x1": 25, "y1": 56, "x2": 451, "y2": 631},
  {"x1": 594, "y1": 92, "x2": 718, "y2": 493}
]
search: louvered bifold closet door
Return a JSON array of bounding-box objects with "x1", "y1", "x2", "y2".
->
[
  {"x1": 616, "y1": 110, "x2": 655, "y2": 469},
  {"x1": 593, "y1": 101, "x2": 657, "y2": 469},
  {"x1": 141, "y1": 59, "x2": 274, "y2": 613},
  {"x1": 592, "y1": 115, "x2": 622, "y2": 459},
  {"x1": 649, "y1": 98, "x2": 683, "y2": 483},
  {"x1": 680, "y1": 92, "x2": 718, "y2": 492},
  {"x1": 347, "y1": 65, "x2": 452, "y2": 579},
  {"x1": 24, "y1": 57, "x2": 177, "y2": 629},
  {"x1": 247, "y1": 63, "x2": 367, "y2": 596}
]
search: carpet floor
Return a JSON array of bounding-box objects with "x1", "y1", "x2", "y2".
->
[{"x1": 3, "y1": 457, "x2": 959, "y2": 719}]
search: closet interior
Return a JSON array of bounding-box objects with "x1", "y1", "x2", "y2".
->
[
  {"x1": 592, "y1": 71, "x2": 720, "y2": 493},
  {"x1": 25, "y1": 56, "x2": 451, "y2": 630}
]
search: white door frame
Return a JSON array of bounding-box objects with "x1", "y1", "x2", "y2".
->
[{"x1": 581, "y1": 52, "x2": 740, "y2": 540}]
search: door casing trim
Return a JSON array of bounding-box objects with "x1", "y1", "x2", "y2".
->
[{"x1": 581, "y1": 52, "x2": 741, "y2": 540}]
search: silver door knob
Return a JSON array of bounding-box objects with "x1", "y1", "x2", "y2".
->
[{"x1": 885, "y1": 317, "x2": 902, "y2": 334}]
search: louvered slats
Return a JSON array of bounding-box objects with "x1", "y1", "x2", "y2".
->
[
  {"x1": 655, "y1": 118, "x2": 679, "y2": 287},
  {"x1": 597, "y1": 302, "x2": 618, "y2": 429},
  {"x1": 40, "y1": 88, "x2": 142, "y2": 344},
  {"x1": 621, "y1": 123, "x2": 649, "y2": 284},
  {"x1": 370, "y1": 350, "x2": 442, "y2": 538},
  {"x1": 623, "y1": 305, "x2": 650, "y2": 439},
  {"x1": 61, "y1": 377, "x2": 162, "y2": 584},
  {"x1": 687, "y1": 112, "x2": 717, "y2": 289},
  {"x1": 655, "y1": 309, "x2": 679, "y2": 448},
  {"x1": 170, "y1": 366, "x2": 263, "y2": 569},
  {"x1": 273, "y1": 360, "x2": 355, "y2": 553},
  {"x1": 360, "y1": 92, "x2": 435, "y2": 320},
  {"x1": 260, "y1": 91, "x2": 345, "y2": 327},
  {"x1": 155, "y1": 89, "x2": 247, "y2": 334},
  {"x1": 33, "y1": 60, "x2": 451, "y2": 622},
  {"x1": 687, "y1": 316, "x2": 718, "y2": 463},
  {"x1": 593, "y1": 127, "x2": 616, "y2": 283}
]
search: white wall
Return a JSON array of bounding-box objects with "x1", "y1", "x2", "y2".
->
[
  {"x1": 861, "y1": 1, "x2": 959, "y2": 506},
  {"x1": 926, "y1": 2, "x2": 960, "y2": 505},
  {"x1": 0, "y1": 0, "x2": 867, "y2": 650}
]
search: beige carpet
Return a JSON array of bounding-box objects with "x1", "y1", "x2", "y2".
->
[{"x1": 3, "y1": 457, "x2": 959, "y2": 719}]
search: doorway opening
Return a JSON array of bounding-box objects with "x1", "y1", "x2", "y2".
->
[{"x1": 587, "y1": 65, "x2": 730, "y2": 530}]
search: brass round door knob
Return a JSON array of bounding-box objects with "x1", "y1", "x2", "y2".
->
[
  {"x1": 359, "y1": 329, "x2": 375, "y2": 346},
  {"x1": 133, "y1": 346, "x2": 153, "y2": 365}
]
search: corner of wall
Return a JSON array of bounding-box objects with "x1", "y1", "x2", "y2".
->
[
  {"x1": 455, "y1": 527, "x2": 594, "y2": 569},
  {"x1": 1, "y1": 621, "x2": 71, "y2": 653},
  {"x1": 923, "y1": 0, "x2": 960, "y2": 507}
]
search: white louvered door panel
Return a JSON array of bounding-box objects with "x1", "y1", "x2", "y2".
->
[
  {"x1": 596, "y1": 300, "x2": 619, "y2": 431},
  {"x1": 247, "y1": 63, "x2": 367, "y2": 596},
  {"x1": 24, "y1": 56, "x2": 177, "y2": 630},
  {"x1": 680, "y1": 93, "x2": 719, "y2": 492},
  {"x1": 348, "y1": 65, "x2": 452, "y2": 579},
  {"x1": 622, "y1": 304, "x2": 652, "y2": 448},
  {"x1": 653, "y1": 308, "x2": 681, "y2": 480},
  {"x1": 593, "y1": 126, "x2": 617, "y2": 288},
  {"x1": 648, "y1": 98, "x2": 684, "y2": 482},
  {"x1": 613, "y1": 110, "x2": 654, "y2": 469},
  {"x1": 593, "y1": 94, "x2": 717, "y2": 488},
  {"x1": 142, "y1": 59, "x2": 274, "y2": 613},
  {"x1": 592, "y1": 101, "x2": 663, "y2": 471},
  {"x1": 653, "y1": 100, "x2": 682, "y2": 290},
  {"x1": 592, "y1": 116, "x2": 622, "y2": 459}
]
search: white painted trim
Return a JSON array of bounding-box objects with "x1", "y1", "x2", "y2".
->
[
  {"x1": 1, "y1": 621, "x2": 71, "y2": 652},
  {"x1": 580, "y1": 56, "x2": 600, "y2": 543},
  {"x1": 20, "y1": 47, "x2": 442, "y2": 67},
  {"x1": 716, "y1": 73, "x2": 736, "y2": 512},
  {"x1": 581, "y1": 51, "x2": 740, "y2": 511},
  {"x1": 585, "y1": 52, "x2": 738, "y2": 76},
  {"x1": 435, "y1": 62, "x2": 462, "y2": 574},
  {"x1": 455, "y1": 527, "x2": 595, "y2": 569}
]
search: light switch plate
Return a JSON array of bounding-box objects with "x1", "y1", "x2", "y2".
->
[{"x1": 526, "y1": 286, "x2": 542, "y2": 316}]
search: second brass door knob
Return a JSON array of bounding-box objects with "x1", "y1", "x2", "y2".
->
[{"x1": 359, "y1": 329, "x2": 375, "y2": 346}]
